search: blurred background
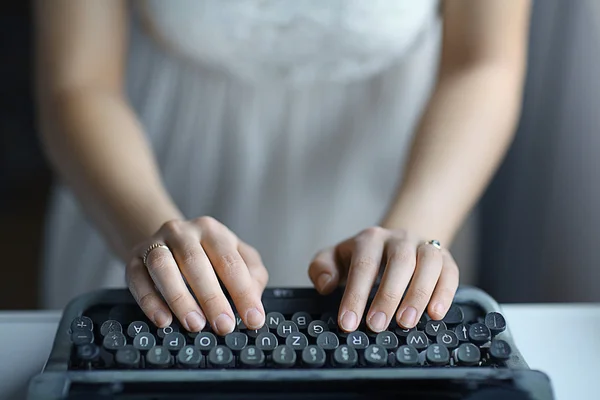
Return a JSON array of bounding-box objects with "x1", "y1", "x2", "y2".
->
[{"x1": 1, "y1": 0, "x2": 598, "y2": 310}]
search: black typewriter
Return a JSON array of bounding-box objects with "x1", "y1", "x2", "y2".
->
[{"x1": 28, "y1": 286, "x2": 555, "y2": 399}]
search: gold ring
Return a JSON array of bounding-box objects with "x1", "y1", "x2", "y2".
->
[
  {"x1": 142, "y1": 243, "x2": 170, "y2": 268},
  {"x1": 425, "y1": 240, "x2": 442, "y2": 250}
]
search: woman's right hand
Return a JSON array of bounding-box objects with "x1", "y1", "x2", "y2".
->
[{"x1": 125, "y1": 217, "x2": 269, "y2": 336}]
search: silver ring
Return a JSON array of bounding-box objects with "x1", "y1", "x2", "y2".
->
[
  {"x1": 142, "y1": 243, "x2": 170, "y2": 267},
  {"x1": 425, "y1": 240, "x2": 442, "y2": 250}
]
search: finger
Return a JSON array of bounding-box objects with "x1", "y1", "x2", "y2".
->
[
  {"x1": 308, "y1": 247, "x2": 341, "y2": 295},
  {"x1": 238, "y1": 241, "x2": 269, "y2": 291},
  {"x1": 166, "y1": 233, "x2": 234, "y2": 334},
  {"x1": 200, "y1": 219, "x2": 265, "y2": 330},
  {"x1": 396, "y1": 242, "x2": 443, "y2": 328},
  {"x1": 366, "y1": 238, "x2": 416, "y2": 332},
  {"x1": 126, "y1": 257, "x2": 172, "y2": 328},
  {"x1": 338, "y1": 227, "x2": 386, "y2": 332},
  {"x1": 143, "y1": 243, "x2": 206, "y2": 332},
  {"x1": 427, "y1": 250, "x2": 459, "y2": 320}
]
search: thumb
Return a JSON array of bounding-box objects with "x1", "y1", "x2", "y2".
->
[{"x1": 308, "y1": 247, "x2": 342, "y2": 295}]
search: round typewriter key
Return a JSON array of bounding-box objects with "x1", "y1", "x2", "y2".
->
[
  {"x1": 194, "y1": 332, "x2": 217, "y2": 354},
  {"x1": 71, "y1": 329, "x2": 94, "y2": 346},
  {"x1": 255, "y1": 332, "x2": 278, "y2": 353},
  {"x1": 246, "y1": 324, "x2": 268, "y2": 339},
  {"x1": 100, "y1": 320, "x2": 122, "y2": 336},
  {"x1": 426, "y1": 344, "x2": 450, "y2": 366},
  {"x1": 436, "y1": 330, "x2": 459, "y2": 350},
  {"x1": 208, "y1": 345, "x2": 234, "y2": 368},
  {"x1": 177, "y1": 345, "x2": 202, "y2": 368},
  {"x1": 164, "y1": 332, "x2": 186, "y2": 353},
  {"x1": 225, "y1": 332, "x2": 248, "y2": 353},
  {"x1": 320, "y1": 312, "x2": 338, "y2": 330},
  {"x1": 484, "y1": 312, "x2": 507, "y2": 336},
  {"x1": 307, "y1": 320, "x2": 329, "y2": 338},
  {"x1": 375, "y1": 331, "x2": 398, "y2": 350},
  {"x1": 394, "y1": 326, "x2": 415, "y2": 339},
  {"x1": 116, "y1": 345, "x2": 141, "y2": 368},
  {"x1": 346, "y1": 331, "x2": 369, "y2": 350},
  {"x1": 405, "y1": 331, "x2": 428, "y2": 350},
  {"x1": 396, "y1": 345, "x2": 419, "y2": 366},
  {"x1": 333, "y1": 345, "x2": 358, "y2": 368},
  {"x1": 234, "y1": 313, "x2": 246, "y2": 331},
  {"x1": 442, "y1": 304, "x2": 465, "y2": 326},
  {"x1": 71, "y1": 316, "x2": 93, "y2": 332},
  {"x1": 424, "y1": 320, "x2": 447, "y2": 339},
  {"x1": 103, "y1": 332, "x2": 127, "y2": 351},
  {"x1": 316, "y1": 331, "x2": 339, "y2": 351},
  {"x1": 266, "y1": 312, "x2": 285, "y2": 330},
  {"x1": 302, "y1": 345, "x2": 326, "y2": 368},
  {"x1": 77, "y1": 343, "x2": 100, "y2": 362},
  {"x1": 468, "y1": 323, "x2": 491, "y2": 345},
  {"x1": 146, "y1": 345, "x2": 172, "y2": 368},
  {"x1": 272, "y1": 345, "x2": 296, "y2": 368},
  {"x1": 157, "y1": 324, "x2": 179, "y2": 339},
  {"x1": 455, "y1": 324, "x2": 470, "y2": 342},
  {"x1": 455, "y1": 343, "x2": 481, "y2": 366},
  {"x1": 239, "y1": 346, "x2": 265, "y2": 368},
  {"x1": 127, "y1": 321, "x2": 149, "y2": 338},
  {"x1": 133, "y1": 332, "x2": 156, "y2": 351},
  {"x1": 291, "y1": 312, "x2": 312, "y2": 330},
  {"x1": 488, "y1": 339, "x2": 512, "y2": 361},
  {"x1": 286, "y1": 332, "x2": 308, "y2": 352},
  {"x1": 364, "y1": 344, "x2": 387, "y2": 367},
  {"x1": 276, "y1": 321, "x2": 299, "y2": 339}
]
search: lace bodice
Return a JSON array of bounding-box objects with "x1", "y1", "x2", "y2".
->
[{"x1": 138, "y1": 0, "x2": 439, "y2": 83}]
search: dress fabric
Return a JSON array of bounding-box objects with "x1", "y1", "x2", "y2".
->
[{"x1": 41, "y1": 0, "x2": 442, "y2": 308}]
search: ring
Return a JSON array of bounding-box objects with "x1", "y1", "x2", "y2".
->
[
  {"x1": 142, "y1": 243, "x2": 170, "y2": 267},
  {"x1": 425, "y1": 240, "x2": 442, "y2": 250}
]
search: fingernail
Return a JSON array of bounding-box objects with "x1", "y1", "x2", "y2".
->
[
  {"x1": 399, "y1": 307, "x2": 417, "y2": 328},
  {"x1": 368, "y1": 312, "x2": 387, "y2": 332},
  {"x1": 340, "y1": 310, "x2": 358, "y2": 331},
  {"x1": 214, "y1": 313, "x2": 235, "y2": 334},
  {"x1": 317, "y1": 273, "x2": 332, "y2": 292},
  {"x1": 433, "y1": 303, "x2": 445, "y2": 317},
  {"x1": 153, "y1": 310, "x2": 170, "y2": 327},
  {"x1": 245, "y1": 308, "x2": 264, "y2": 329},
  {"x1": 184, "y1": 311, "x2": 205, "y2": 332}
]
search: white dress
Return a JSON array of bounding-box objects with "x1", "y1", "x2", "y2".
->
[{"x1": 41, "y1": 0, "x2": 442, "y2": 308}]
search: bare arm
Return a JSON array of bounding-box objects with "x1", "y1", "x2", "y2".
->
[
  {"x1": 35, "y1": 0, "x2": 268, "y2": 334},
  {"x1": 308, "y1": 0, "x2": 531, "y2": 333},
  {"x1": 35, "y1": 0, "x2": 182, "y2": 259},
  {"x1": 382, "y1": 0, "x2": 532, "y2": 245}
]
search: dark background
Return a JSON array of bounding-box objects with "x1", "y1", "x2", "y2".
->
[{"x1": 1, "y1": 1, "x2": 50, "y2": 309}]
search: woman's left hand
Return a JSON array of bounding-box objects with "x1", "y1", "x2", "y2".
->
[{"x1": 308, "y1": 227, "x2": 459, "y2": 333}]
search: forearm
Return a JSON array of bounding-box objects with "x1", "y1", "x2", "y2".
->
[
  {"x1": 382, "y1": 63, "x2": 525, "y2": 245},
  {"x1": 38, "y1": 88, "x2": 182, "y2": 259}
]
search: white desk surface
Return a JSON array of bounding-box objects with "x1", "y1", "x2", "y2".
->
[{"x1": 1, "y1": 304, "x2": 598, "y2": 400}]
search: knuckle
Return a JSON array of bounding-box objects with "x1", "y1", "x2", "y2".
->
[
  {"x1": 360, "y1": 226, "x2": 385, "y2": 239},
  {"x1": 376, "y1": 290, "x2": 401, "y2": 306},
  {"x1": 194, "y1": 216, "x2": 221, "y2": 232},
  {"x1": 436, "y1": 286, "x2": 457, "y2": 302},
  {"x1": 200, "y1": 291, "x2": 222, "y2": 309},
  {"x1": 217, "y1": 253, "x2": 244, "y2": 277},
  {"x1": 138, "y1": 292, "x2": 159, "y2": 311},
  {"x1": 411, "y1": 286, "x2": 433, "y2": 306},
  {"x1": 352, "y1": 256, "x2": 378, "y2": 273},
  {"x1": 146, "y1": 250, "x2": 172, "y2": 272},
  {"x1": 388, "y1": 247, "x2": 415, "y2": 267},
  {"x1": 160, "y1": 219, "x2": 182, "y2": 235},
  {"x1": 179, "y1": 248, "x2": 201, "y2": 268},
  {"x1": 166, "y1": 291, "x2": 187, "y2": 308},
  {"x1": 345, "y1": 290, "x2": 363, "y2": 308}
]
